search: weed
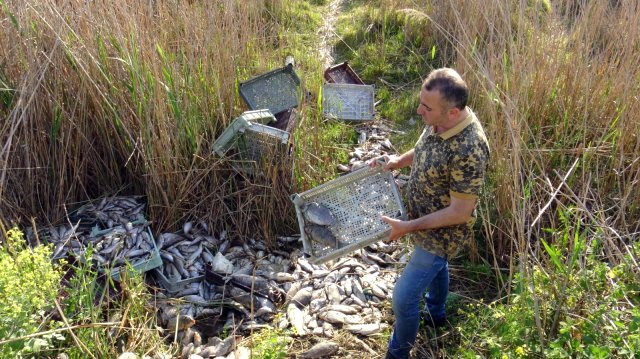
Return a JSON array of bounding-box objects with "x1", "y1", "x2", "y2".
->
[
  {"x1": 246, "y1": 326, "x2": 292, "y2": 359},
  {"x1": 0, "y1": 226, "x2": 65, "y2": 357}
]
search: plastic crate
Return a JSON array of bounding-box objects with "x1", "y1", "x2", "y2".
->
[
  {"x1": 239, "y1": 64, "x2": 300, "y2": 115},
  {"x1": 324, "y1": 62, "x2": 364, "y2": 85},
  {"x1": 270, "y1": 108, "x2": 298, "y2": 135},
  {"x1": 153, "y1": 266, "x2": 204, "y2": 294},
  {"x1": 291, "y1": 166, "x2": 407, "y2": 264},
  {"x1": 212, "y1": 109, "x2": 289, "y2": 158},
  {"x1": 322, "y1": 83, "x2": 375, "y2": 121},
  {"x1": 91, "y1": 227, "x2": 162, "y2": 281},
  {"x1": 70, "y1": 197, "x2": 147, "y2": 229}
]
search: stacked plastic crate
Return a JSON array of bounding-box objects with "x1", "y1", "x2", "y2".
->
[{"x1": 212, "y1": 64, "x2": 301, "y2": 173}]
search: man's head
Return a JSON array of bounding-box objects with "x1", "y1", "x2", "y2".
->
[{"x1": 417, "y1": 68, "x2": 469, "y2": 127}]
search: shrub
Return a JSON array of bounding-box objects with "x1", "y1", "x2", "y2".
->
[{"x1": 0, "y1": 227, "x2": 65, "y2": 356}]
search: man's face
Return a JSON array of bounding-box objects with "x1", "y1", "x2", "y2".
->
[{"x1": 417, "y1": 89, "x2": 449, "y2": 127}]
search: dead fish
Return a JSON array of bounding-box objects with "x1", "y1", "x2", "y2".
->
[
  {"x1": 299, "y1": 341, "x2": 339, "y2": 358},
  {"x1": 287, "y1": 303, "x2": 306, "y2": 336},
  {"x1": 344, "y1": 323, "x2": 386, "y2": 336},
  {"x1": 230, "y1": 273, "x2": 269, "y2": 295},
  {"x1": 297, "y1": 257, "x2": 316, "y2": 273},
  {"x1": 325, "y1": 304, "x2": 359, "y2": 315},
  {"x1": 227, "y1": 287, "x2": 275, "y2": 317},
  {"x1": 318, "y1": 310, "x2": 347, "y2": 324},
  {"x1": 318, "y1": 310, "x2": 362, "y2": 325},
  {"x1": 290, "y1": 287, "x2": 313, "y2": 308},
  {"x1": 165, "y1": 314, "x2": 195, "y2": 332},
  {"x1": 286, "y1": 281, "x2": 303, "y2": 301},
  {"x1": 264, "y1": 271, "x2": 296, "y2": 282},
  {"x1": 182, "y1": 221, "x2": 193, "y2": 235},
  {"x1": 303, "y1": 202, "x2": 337, "y2": 226},
  {"x1": 370, "y1": 283, "x2": 387, "y2": 298},
  {"x1": 305, "y1": 224, "x2": 337, "y2": 248},
  {"x1": 325, "y1": 283, "x2": 343, "y2": 304}
]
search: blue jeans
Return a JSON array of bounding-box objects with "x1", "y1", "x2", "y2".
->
[{"x1": 387, "y1": 245, "x2": 449, "y2": 359}]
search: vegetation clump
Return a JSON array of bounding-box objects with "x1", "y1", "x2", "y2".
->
[{"x1": 0, "y1": 226, "x2": 64, "y2": 356}]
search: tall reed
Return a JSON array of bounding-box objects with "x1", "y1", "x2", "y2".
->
[
  {"x1": 367, "y1": 0, "x2": 639, "y2": 352},
  {"x1": 380, "y1": 0, "x2": 639, "y2": 265}
]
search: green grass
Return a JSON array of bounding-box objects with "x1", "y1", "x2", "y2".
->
[
  {"x1": 245, "y1": 325, "x2": 291, "y2": 359},
  {"x1": 332, "y1": 2, "x2": 440, "y2": 153}
]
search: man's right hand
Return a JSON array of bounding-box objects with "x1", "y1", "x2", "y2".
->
[{"x1": 369, "y1": 155, "x2": 398, "y2": 172}]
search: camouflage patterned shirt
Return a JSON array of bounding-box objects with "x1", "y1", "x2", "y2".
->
[{"x1": 406, "y1": 108, "x2": 489, "y2": 258}]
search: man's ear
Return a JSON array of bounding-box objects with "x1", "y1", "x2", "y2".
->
[{"x1": 447, "y1": 106, "x2": 461, "y2": 118}]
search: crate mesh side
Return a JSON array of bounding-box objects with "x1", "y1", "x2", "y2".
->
[
  {"x1": 323, "y1": 85, "x2": 374, "y2": 120},
  {"x1": 304, "y1": 172, "x2": 402, "y2": 258},
  {"x1": 242, "y1": 132, "x2": 282, "y2": 161},
  {"x1": 241, "y1": 72, "x2": 299, "y2": 114},
  {"x1": 218, "y1": 131, "x2": 243, "y2": 156}
]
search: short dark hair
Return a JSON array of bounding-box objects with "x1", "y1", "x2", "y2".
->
[{"x1": 422, "y1": 68, "x2": 468, "y2": 110}]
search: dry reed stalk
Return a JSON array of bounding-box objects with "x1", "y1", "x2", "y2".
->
[
  {"x1": 408, "y1": 0, "x2": 640, "y2": 263},
  {"x1": 0, "y1": 322, "x2": 122, "y2": 346}
]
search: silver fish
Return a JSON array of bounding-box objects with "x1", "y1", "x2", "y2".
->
[
  {"x1": 299, "y1": 341, "x2": 339, "y2": 358},
  {"x1": 344, "y1": 323, "x2": 386, "y2": 336},
  {"x1": 286, "y1": 303, "x2": 306, "y2": 336},
  {"x1": 290, "y1": 287, "x2": 313, "y2": 308},
  {"x1": 303, "y1": 202, "x2": 337, "y2": 226},
  {"x1": 305, "y1": 224, "x2": 337, "y2": 248}
]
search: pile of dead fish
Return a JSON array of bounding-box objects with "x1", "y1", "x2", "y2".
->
[
  {"x1": 150, "y1": 219, "x2": 406, "y2": 358},
  {"x1": 281, "y1": 242, "x2": 400, "y2": 338},
  {"x1": 37, "y1": 196, "x2": 157, "y2": 275},
  {"x1": 338, "y1": 123, "x2": 410, "y2": 188},
  {"x1": 152, "y1": 228, "x2": 293, "y2": 358},
  {"x1": 72, "y1": 195, "x2": 146, "y2": 228}
]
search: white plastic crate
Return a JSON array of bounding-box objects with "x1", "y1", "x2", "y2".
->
[
  {"x1": 291, "y1": 166, "x2": 406, "y2": 264},
  {"x1": 212, "y1": 110, "x2": 290, "y2": 174},
  {"x1": 322, "y1": 83, "x2": 375, "y2": 121},
  {"x1": 212, "y1": 109, "x2": 279, "y2": 157}
]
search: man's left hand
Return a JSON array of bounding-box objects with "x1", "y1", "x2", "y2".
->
[{"x1": 381, "y1": 216, "x2": 411, "y2": 242}]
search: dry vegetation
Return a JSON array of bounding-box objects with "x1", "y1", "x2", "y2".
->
[
  {"x1": 361, "y1": 0, "x2": 639, "y2": 355},
  {"x1": 379, "y1": 0, "x2": 639, "y2": 270}
]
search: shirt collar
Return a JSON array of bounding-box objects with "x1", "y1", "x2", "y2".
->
[{"x1": 437, "y1": 107, "x2": 475, "y2": 140}]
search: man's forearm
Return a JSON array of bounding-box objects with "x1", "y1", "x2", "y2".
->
[
  {"x1": 406, "y1": 206, "x2": 470, "y2": 232},
  {"x1": 381, "y1": 200, "x2": 475, "y2": 242},
  {"x1": 391, "y1": 149, "x2": 414, "y2": 170}
]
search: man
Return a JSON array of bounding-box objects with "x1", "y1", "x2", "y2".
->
[{"x1": 370, "y1": 68, "x2": 490, "y2": 359}]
